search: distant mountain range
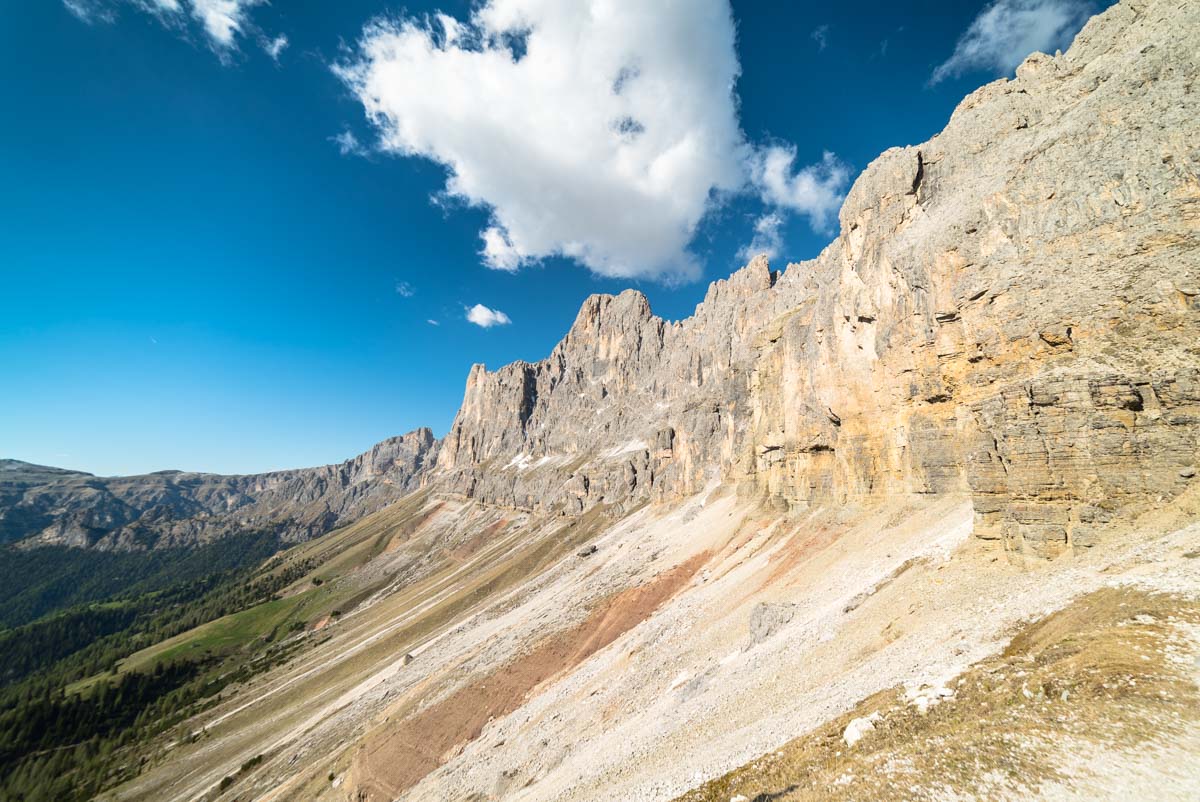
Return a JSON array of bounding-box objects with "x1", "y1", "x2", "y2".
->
[{"x1": 0, "y1": 429, "x2": 438, "y2": 550}]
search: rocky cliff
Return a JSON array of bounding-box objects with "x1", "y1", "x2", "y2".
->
[
  {"x1": 0, "y1": 428, "x2": 438, "y2": 549},
  {"x1": 435, "y1": 0, "x2": 1200, "y2": 559}
]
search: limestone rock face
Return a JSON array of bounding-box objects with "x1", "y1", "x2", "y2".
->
[
  {"x1": 432, "y1": 0, "x2": 1200, "y2": 558},
  {"x1": 0, "y1": 428, "x2": 439, "y2": 550}
]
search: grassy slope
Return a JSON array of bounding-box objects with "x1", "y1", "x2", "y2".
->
[
  {"x1": 64, "y1": 507, "x2": 415, "y2": 695},
  {"x1": 0, "y1": 493, "x2": 463, "y2": 802},
  {"x1": 107, "y1": 501, "x2": 620, "y2": 802}
]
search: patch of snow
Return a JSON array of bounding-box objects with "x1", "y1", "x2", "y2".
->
[
  {"x1": 504, "y1": 453, "x2": 568, "y2": 472},
  {"x1": 602, "y1": 439, "x2": 648, "y2": 459},
  {"x1": 504, "y1": 453, "x2": 534, "y2": 471}
]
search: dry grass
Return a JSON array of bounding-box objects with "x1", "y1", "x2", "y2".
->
[{"x1": 675, "y1": 587, "x2": 1200, "y2": 802}]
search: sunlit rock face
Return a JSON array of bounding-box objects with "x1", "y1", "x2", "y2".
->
[{"x1": 434, "y1": 0, "x2": 1200, "y2": 559}]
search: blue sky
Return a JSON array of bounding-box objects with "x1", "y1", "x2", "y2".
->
[{"x1": 0, "y1": 0, "x2": 1106, "y2": 476}]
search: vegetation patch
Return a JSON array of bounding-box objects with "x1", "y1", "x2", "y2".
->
[
  {"x1": 217, "y1": 753, "x2": 266, "y2": 794},
  {"x1": 0, "y1": 531, "x2": 284, "y2": 628},
  {"x1": 0, "y1": 530, "x2": 344, "y2": 801}
]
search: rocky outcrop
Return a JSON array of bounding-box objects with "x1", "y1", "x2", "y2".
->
[
  {"x1": 0, "y1": 429, "x2": 438, "y2": 550},
  {"x1": 434, "y1": 257, "x2": 802, "y2": 512},
  {"x1": 433, "y1": 0, "x2": 1200, "y2": 559}
]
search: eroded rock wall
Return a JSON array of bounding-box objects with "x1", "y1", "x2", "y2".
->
[{"x1": 432, "y1": 0, "x2": 1200, "y2": 558}]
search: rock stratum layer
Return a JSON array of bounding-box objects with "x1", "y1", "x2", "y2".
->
[
  {"x1": 436, "y1": 0, "x2": 1200, "y2": 558},
  {"x1": 0, "y1": 429, "x2": 438, "y2": 549}
]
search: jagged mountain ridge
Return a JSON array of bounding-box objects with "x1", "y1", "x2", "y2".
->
[
  {"x1": 0, "y1": 429, "x2": 438, "y2": 549},
  {"x1": 436, "y1": 0, "x2": 1199, "y2": 559}
]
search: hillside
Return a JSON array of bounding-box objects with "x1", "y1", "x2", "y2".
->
[{"x1": 2, "y1": 1, "x2": 1198, "y2": 800}]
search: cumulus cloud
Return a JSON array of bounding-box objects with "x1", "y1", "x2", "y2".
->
[
  {"x1": 931, "y1": 0, "x2": 1095, "y2": 84},
  {"x1": 394, "y1": 280, "x2": 415, "y2": 297},
  {"x1": 737, "y1": 213, "x2": 784, "y2": 262},
  {"x1": 337, "y1": 0, "x2": 755, "y2": 283},
  {"x1": 749, "y1": 147, "x2": 850, "y2": 233},
  {"x1": 466, "y1": 304, "x2": 511, "y2": 328},
  {"x1": 480, "y1": 226, "x2": 527, "y2": 272},
  {"x1": 337, "y1": 0, "x2": 852, "y2": 282},
  {"x1": 62, "y1": 0, "x2": 269, "y2": 51}
]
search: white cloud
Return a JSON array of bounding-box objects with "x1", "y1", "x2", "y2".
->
[
  {"x1": 338, "y1": 1, "x2": 852, "y2": 282},
  {"x1": 931, "y1": 0, "x2": 1094, "y2": 84},
  {"x1": 62, "y1": 0, "x2": 269, "y2": 51},
  {"x1": 263, "y1": 33, "x2": 288, "y2": 61},
  {"x1": 737, "y1": 213, "x2": 784, "y2": 262},
  {"x1": 426, "y1": 319, "x2": 440, "y2": 326},
  {"x1": 189, "y1": 0, "x2": 263, "y2": 47},
  {"x1": 62, "y1": 0, "x2": 112, "y2": 24},
  {"x1": 394, "y1": 280, "x2": 415, "y2": 297},
  {"x1": 480, "y1": 226, "x2": 527, "y2": 272},
  {"x1": 466, "y1": 304, "x2": 511, "y2": 328},
  {"x1": 811, "y1": 24, "x2": 830, "y2": 52},
  {"x1": 749, "y1": 147, "x2": 850, "y2": 233},
  {"x1": 337, "y1": 0, "x2": 753, "y2": 283},
  {"x1": 331, "y1": 130, "x2": 369, "y2": 157}
]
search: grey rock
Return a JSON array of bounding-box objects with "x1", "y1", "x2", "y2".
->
[
  {"x1": 0, "y1": 429, "x2": 438, "y2": 550},
  {"x1": 749, "y1": 602, "x2": 798, "y2": 645},
  {"x1": 7, "y1": 0, "x2": 1198, "y2": 564}
]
